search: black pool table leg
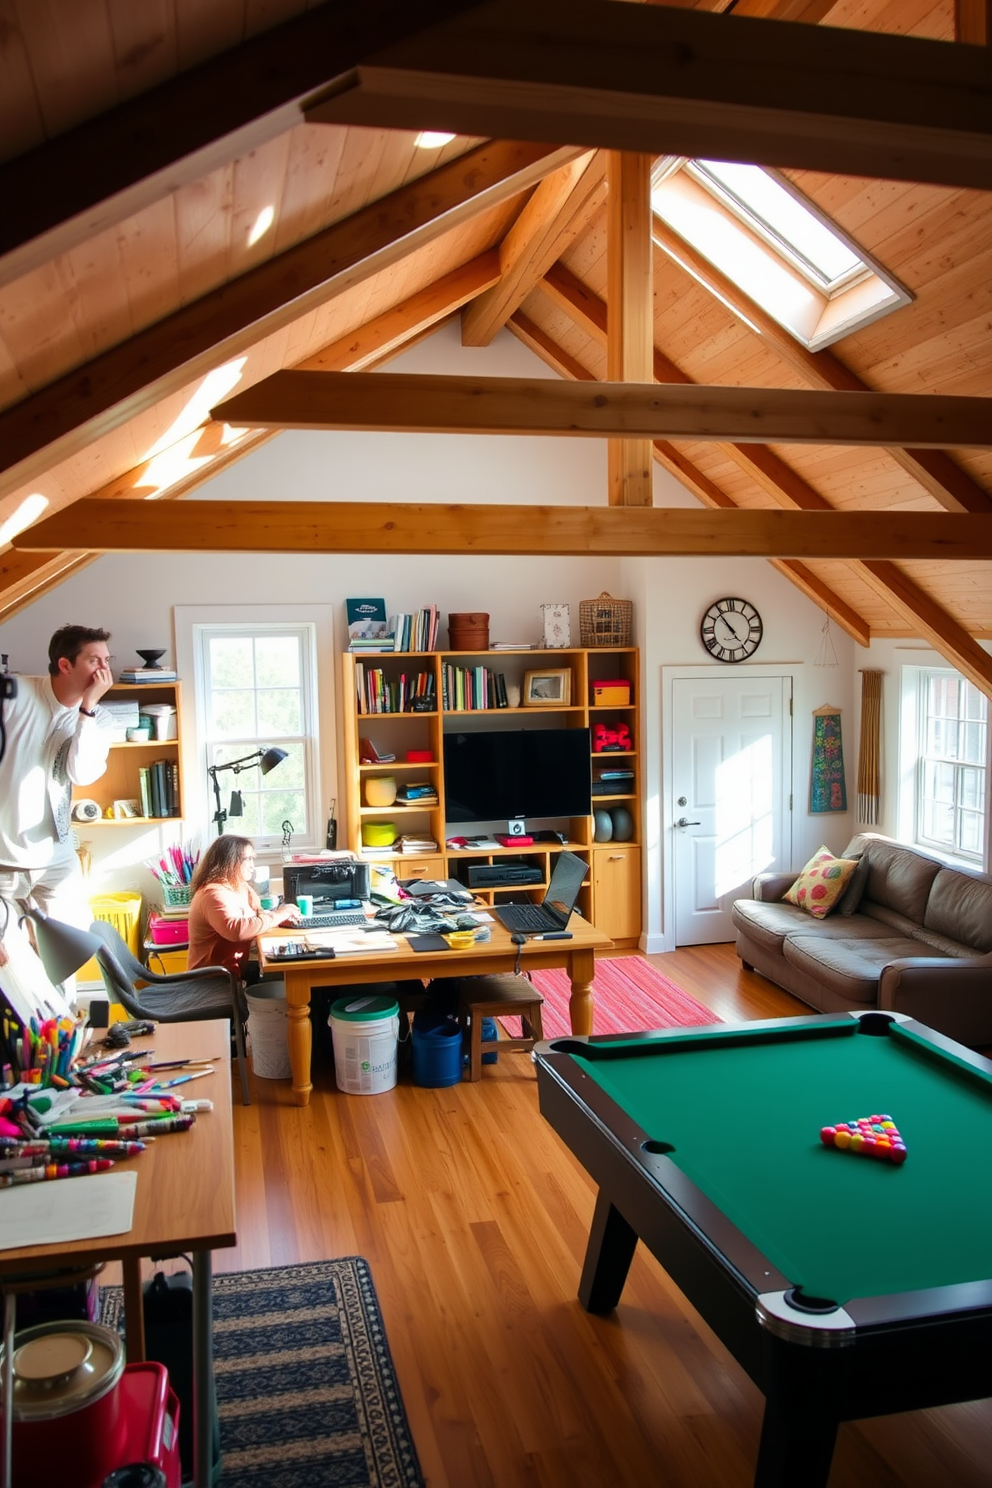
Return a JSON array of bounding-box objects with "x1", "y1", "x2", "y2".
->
[
  {"x1": 579, "y1": 1191, "x2": 639, "y2": 1313},
  {"x1": 754, "y1": 1395, "x2": 839, "y2": 1488}
]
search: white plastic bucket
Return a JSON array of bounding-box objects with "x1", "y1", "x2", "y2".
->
[
  {"x1": 246, "y1": 983, "x2": 291, "y2": 1079},
  {"x1": 329, "y1": 994, "x2": 400, "y2": 1095}
]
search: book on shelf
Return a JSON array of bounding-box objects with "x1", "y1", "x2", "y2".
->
[
  {"x1": 387, "y1": 605, "x2": 439, "y2": 653},
  {"x1": 347, "y1": 598, "x2": 388, "y2": 645},
  {"x1": 354, "y1": 664, "x2": 436, "y2": 715},
  {"x1": 118, "y1": 669, "x2": 178, "y2": 682},
  {"x1": 396, "y1": 782, "x2": 437, "y2": 802},
  {"x1": 440, "y1": 663, "x2": 507, "y2": 711},
  {"x1": 491, "y1": 642, "x2": 534, "y2": 650}
]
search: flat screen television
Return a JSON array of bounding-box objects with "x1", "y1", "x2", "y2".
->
[{"x1": 443, "y1": 727, "x2": 592, "y2": 823}]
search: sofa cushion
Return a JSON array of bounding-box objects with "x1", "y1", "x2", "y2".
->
[
  {"x1": 838, "y1": 854, "x2": 870, "y2": 915},
  {"x1": 861, "y1": 839, "x2": 941, "y2": 922},
  {"x1": 908, "y1": 925, "x2": 981, "y2": 959},
  {"x1": 860, "y1": 903, "x2": 922, "y2": 937},
  {"x1": 733, "y1": 899, "x2": 886, "y2": 953},
  {"x1": 782, "y1": 934, "x2": 946, "y2": 1004},
  {"x1": 923, "y1": 868, "x2": 992, "y2": 953},
  {"x1": 783, "y1": 846, "x2": 859, "y2": 918}
]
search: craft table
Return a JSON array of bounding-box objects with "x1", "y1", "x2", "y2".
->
[
  {"x1": 0, "y1": 1019, "x2": 236, "y2": 1488},
  {"x1": 259, "y1": 913, "x2": 613, "y2": 1106}
]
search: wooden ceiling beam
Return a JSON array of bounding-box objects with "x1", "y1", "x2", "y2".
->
[
  {"x1": 461, "y1": 153, "x2": 602, "y2": 347},
  {"x1": 607, "y1": 152, "x2": 655, "y2": 507},
  {"x1": 650, "y1": 219, "x2": 992, "y2": 514},
  {"x1": 306, "y1": 0, "x2": 992, "y2": 189},
  {"x1": 212, "y1": 369, "x2": 992, "y2": 448},
  {"x1": 15, "y1": 500, "x2": 992, "y2": 561},
  {"x1": 0, "y1": 251, "x2": 507, "y2": 617},
  {"x1": 0, "y1": 139, "x2": 583, "y2": 505},
  {"x1": 857, "y1": 562, "x2": 992, "y2": 697},
  {"x1": 955, "y1": 0, "x2": 991, "y2": 45},
  {"x1": 302, "y1": 253, "x2": 502, "y2": 370},
  {"x1": 0, "y1": 0, "x2": 483, "y2": 291}
]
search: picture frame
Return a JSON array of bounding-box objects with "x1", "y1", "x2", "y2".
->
[
  {"x1": 523, "y1": 668, "x2": 572, "y2": 706},
  {"x1": 112, "y1": 798, "x2": 141, "y2": 819}
]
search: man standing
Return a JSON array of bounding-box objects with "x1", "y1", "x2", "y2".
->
[{"x1": 0, "y1": 625, "x2": 115, "y2": 931}]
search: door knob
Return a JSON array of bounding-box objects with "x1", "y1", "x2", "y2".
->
[{"x1": 675, "y1": 817, "x2": 701, "y2": 828}]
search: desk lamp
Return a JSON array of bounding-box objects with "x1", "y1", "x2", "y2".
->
[
  {"x1": 18, "y1": 908, "x2": 103, "y2": 986},
  {"x1": 207, "y1": 747, "x2": 288, "y2": 835}
]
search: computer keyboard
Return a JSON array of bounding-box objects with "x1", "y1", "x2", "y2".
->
[
  {"x1": 297, "y1": 911, "x2": 368, "y2": 929},
  {"x1": 495, "y1": 904, "x2": 558, "y2": 931}
]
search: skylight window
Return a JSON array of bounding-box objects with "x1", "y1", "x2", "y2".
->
[
  {"x1": 690, "y1": 161, "x2": 862, "y2": 290},
  {"x1": 651, "y1": 159, "x2": 911, "y2": 351}
]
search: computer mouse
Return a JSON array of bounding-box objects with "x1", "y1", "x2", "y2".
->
[{"x1": 510, "y1": 932, "x2": 527, "y2": 945}]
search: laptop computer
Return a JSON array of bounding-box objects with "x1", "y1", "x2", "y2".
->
[{"x1": 492, "y1": 851, "x2": 587, "y2": 934}]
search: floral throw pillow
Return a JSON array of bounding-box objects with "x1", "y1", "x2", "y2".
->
[{"x1": 783, "y1": 847, "x2": 859, "y2": 919}]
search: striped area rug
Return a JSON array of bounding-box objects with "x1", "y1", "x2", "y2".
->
[
  {"x1": 504, "y1": 956, "x2": 720, "y2": 1039},
  {"x1": 102, "y1": 1258, "x2": 423, "y2": 1488}
]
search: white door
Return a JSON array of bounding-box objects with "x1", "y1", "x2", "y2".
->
[{"x1": 672, "y1": 674, "x2": 793, "y2": 945}]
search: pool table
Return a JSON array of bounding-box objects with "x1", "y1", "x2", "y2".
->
[{"x1": 534, "y1": 1010, "x2": 992, "y2": 1488}]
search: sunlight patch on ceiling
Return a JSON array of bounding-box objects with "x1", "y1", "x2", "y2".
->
[{"x1": 0, "y1": 493, "x2": 49, "y2": 545}]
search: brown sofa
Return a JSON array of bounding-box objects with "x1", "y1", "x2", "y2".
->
[{"x1": 732, "y1": 834, "x2": 992, "y2": 1046}]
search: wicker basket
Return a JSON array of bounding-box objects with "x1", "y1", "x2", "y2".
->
[
  {"x1": 162, "y1": 883, "x2": 192, "y2": 909},
  {"x1": 579, "y1": 592, "x2": 633, "y2": 648}
]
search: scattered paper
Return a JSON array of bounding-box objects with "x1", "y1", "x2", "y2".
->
[{"x1": 0, "y1": 1170, "x2": 138, "y2": 1250}]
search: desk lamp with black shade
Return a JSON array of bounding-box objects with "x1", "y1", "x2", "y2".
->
[{"x1": 207, "y1": 747, "x2": 288, "y2": 836}]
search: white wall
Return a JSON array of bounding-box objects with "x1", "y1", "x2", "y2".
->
[{"x1": 0, "y1": 321, "x2": 857, "y2": 944}]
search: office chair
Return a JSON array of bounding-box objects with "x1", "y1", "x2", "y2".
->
[{"x1": 89, "y1": 921, "x2": 251, "y2": 1106}]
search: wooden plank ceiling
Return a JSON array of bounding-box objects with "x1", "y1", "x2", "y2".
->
[{"x1": 0, "y1": 0, "x2": 990, "y2": 689}]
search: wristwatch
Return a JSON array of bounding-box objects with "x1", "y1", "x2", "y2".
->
[{"x1": 79, "y1": 706, "x2": 96, "y2": 717}]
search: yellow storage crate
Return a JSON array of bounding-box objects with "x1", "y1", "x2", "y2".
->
[{"x1": 79, "y1": 890, "x2": 142, "y2": 987}]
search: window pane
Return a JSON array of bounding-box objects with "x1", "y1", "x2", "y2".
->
[
  {"x1": 211, "y1": 690, "x2": 256, "y2": 737},
  {"x1": 257, "y1": 688, "x2": 302, "y2": 735},
  {"x1": 260, "y1": 789, "x2": 306, "y2": 837},
  {"x1": 209, "y1": 637, "x2": 254, "y2": 688},
  {"x1": 255, "y1": 636, "x2": 300, "y2": 688},
  {"x1": 922, "y1": 798, "x2": 954, "y2": 846},
  {"x1": 959, "y1": 810, "x2": 983, "y2": 856},
  {"x1": 959, "y1": 766, "x2": 984, "y2": 811},
  {"x1": 962, "y1": 720, "x2": 985, "y2": 765},
  {"x1": 696, "y1": 161, "x2": 861, "y2": 284}
]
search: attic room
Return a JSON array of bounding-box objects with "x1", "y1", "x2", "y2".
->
[{"x1": 0, "y1": 3, "x2": 990, "y2": 1487}]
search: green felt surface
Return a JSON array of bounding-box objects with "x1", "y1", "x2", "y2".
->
[{"x1": 574, "y1": 1022, "x2": 992, "y2": 1305}]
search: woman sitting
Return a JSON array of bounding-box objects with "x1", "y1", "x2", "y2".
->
[{"x1": 188, "y1": 834, "x2": 299, "y2": 980}]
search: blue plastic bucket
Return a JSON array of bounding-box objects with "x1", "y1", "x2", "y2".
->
[{"x1": 411, "y1": 1013, "x2": 463, "y2": 1088}]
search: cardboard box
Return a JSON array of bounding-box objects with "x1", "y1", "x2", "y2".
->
[{"x1": 593, "y1": 679, "x2": 632, "y2": 706}]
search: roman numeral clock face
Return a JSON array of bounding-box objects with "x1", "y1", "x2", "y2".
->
[{"x1": 700, "y1": 597, "x2": 763, "y2": 663}]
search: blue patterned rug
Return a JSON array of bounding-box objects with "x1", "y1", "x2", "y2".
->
[{"x1": 101, "y1": 1257, "x2": 424, "y2": 1487}]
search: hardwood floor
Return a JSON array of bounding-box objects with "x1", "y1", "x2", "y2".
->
[{"x1": 221, "y1": 944, "x2": 991, "y2": 1488}]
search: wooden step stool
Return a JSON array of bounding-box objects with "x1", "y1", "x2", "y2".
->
[{"x1": 457, "y1": 974, "x2": 545, "y2": 1081}]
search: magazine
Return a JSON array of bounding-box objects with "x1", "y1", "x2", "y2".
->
[{"x1": 346, "y1": 597, "x2": 388, "y2": 644}]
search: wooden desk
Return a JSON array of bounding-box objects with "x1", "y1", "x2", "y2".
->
[
  {"x1": 0, "y1": 1020, "x2": 235, "y2": 1488},
  {"x1": 259, "y1": 915, "x2": 613, "y2": 1106}
]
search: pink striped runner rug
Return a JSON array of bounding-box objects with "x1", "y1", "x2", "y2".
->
[{"x1": 502, "y1": 956, "x2": 720, "y2": 1040}]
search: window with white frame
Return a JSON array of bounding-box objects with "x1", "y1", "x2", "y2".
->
[
  {"x1": 913, "y1": 670, "x2": 988, "y2": 863},
  {"x1": 196, "y1": 623, "x2": 318, "y2": 848}
]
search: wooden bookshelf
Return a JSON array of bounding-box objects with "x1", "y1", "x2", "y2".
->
[
  {"x1": 341, "y1": 648, "x2": 641, "y2": 944},
  {"x1": 71, "y1": 681, "x2": 184, "y2": 826}
]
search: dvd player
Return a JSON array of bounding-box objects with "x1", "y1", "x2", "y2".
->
[{"x1": 466, "y1": 863, "x2": 544, "y2": 888}]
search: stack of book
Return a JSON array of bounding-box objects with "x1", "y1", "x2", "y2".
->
[
  {"x1": 396, "y1": 832, "x2": 439, "y2": 854},
  {"x1": 347, "y1": 598, "x2": 392, "y2": 652},
  {"x1": 491, "y1": 642, "x2": 534, "y2": 650},
  {"x1": 396, "y1": 782, "x2": 438, "y2": 806},
  {"x1": 119, "y1": 666, "x2": 178, "y2": 683}
]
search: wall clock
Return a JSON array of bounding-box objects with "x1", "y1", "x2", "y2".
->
[{"x1": 700, "y1": 597, "x2": 763, "y2": 663}]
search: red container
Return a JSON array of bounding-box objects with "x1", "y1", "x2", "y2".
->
[
  {"x1": 149, "y1": 915, "x2": 190, "y2": 945},
  {"x1": 11, "y1": 1321, "x2": 126, "y2": 1488},
  {"x1": 97, "y1": 1363, "x2": 182, "y2": 1488}
]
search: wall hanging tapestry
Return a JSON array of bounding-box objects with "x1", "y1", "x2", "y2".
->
[
  {"x1": 810, "y1": 705, "x2": 847, "y2": 814},
  {"x1": 857, "y1": 670, "x2": 884, "y2": 825}
]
